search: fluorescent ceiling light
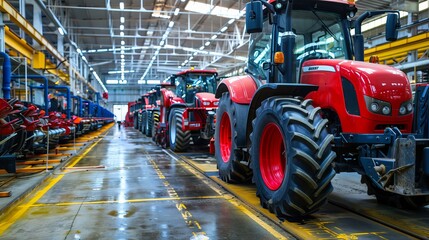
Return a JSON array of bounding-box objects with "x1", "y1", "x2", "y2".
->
[
  {"x1": 185, "y1": 1, "x2": 240, "y2": 19},
  {"x1": 107, "y1": 70, "x2": 134, "y2": 74},
  {"x1": 189, "y1": 56, "x2": 194, "y2": 60},
  {"x1": 147, "y1": 80, "x2": 160, "y2": 84},
  {"x1": 228, "y1": 19, "x2": 235, "y2": 25},
  {"x1": 138, "y1": 80, "x2": 145, "y2": 84},
  {"x1": 120, "y1": 17, "x2": 125, "y2": 23},
  {"x1": 106, "y1": 80, "x2": 119, "y2": 84},
  {"x1": 174, "y1": 8, "x2": 180, "y2": 15},
  {"x1": 147, "y1": 30, "x2": 154, "y2": 36},
  {"x1": 121, "y1": 40, "x2": 125, "y2": 45},
  {"x1": 120, "y1": 31, "x2": 124, "y2": 36},
  {"x1": 119, "y1": 2, "x2": 124, "y2": 10},
  {"x1": 58, "y1": 27, "x2": 64, "y2": 35},
  {"x1": 152, "y1": 13, "x2": 170, "y2": 19},
  {"x1": 211, "y1": 35, "x2": 217, "y2": 40},
  {"x1": 160, "y1": 40, "x2": 165, "y2": 46},
  {"x1": 120, "y1": 25, "x2": 124, "y2": 30},
  {"x1": 205, "y1": 41, "x2": 210, "y2": 46},
  {"x1": 220, "y1": 26, "x2": 228, "y2": 32},
  {"x1": 121, "y1": 54, "x2": 124, "y2": 58},
  {"x1": 199, "y1": 46, "x2": 205, "y2": 50},
  {"x1": 168, "y1": 21, "x2": 175, "y2": 28},
  {"x1": 119, "y1": 80, "x2": 127, "y2": 84},
  {"x1": 121, "y1": 50, "x2": 125, "y2": 54},
  {"x1": 77, "y1": 48, "x2": 82, "y2": 54}
]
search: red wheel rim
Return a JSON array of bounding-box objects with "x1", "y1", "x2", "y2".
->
[
  {"x1": 219, "y1": 112, "x2": 232, "y2": 163},
  {"x1": 260, "y1": 123, "x2": 286, "y2": 191}
]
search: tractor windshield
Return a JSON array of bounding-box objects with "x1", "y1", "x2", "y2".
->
[
  {"x1": 175, "y1": 73, "x2": 217, "y2": 104},
  {"x1": 290, "y1": 10, "x2": 348, "y2": 62},
  {"x1": 247, "y1": 9, "x2": 348, "y2": 82}
]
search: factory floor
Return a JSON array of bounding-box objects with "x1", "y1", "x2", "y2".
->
[{"x1": 0, "y1": 125, "x2": 290, "y2": 240}]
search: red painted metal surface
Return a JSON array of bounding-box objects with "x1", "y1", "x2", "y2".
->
[
  {"x1": 260, "y1": 123, "x2": 285, "y2": 191},
  {"x1": 301, "y1": 59, "x2": 413, "y2": 133},
  {"x1": 219, "y1": 112, "x2": 232, "y2": 163},
  {"x1": 218, "y1": 75, "x2": 258, "y2": 104}
]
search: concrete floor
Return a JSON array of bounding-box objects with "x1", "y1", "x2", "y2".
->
[{"x1": 0, "y1": 125, "x2": 291, "y2": 240}]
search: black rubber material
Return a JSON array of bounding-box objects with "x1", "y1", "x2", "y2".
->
[
  {"x1": 168, "y1": 108, "x2": 191, "y2": 152},
  {"x1": 146, "y1": 111, "x2": 156, "y2": 137},
  {"x1": 250, "y1": 97, "x2": 336, "y2": 219},
  {"x1": 215, "y1": 92, "x2": 252, "y2": 183}
]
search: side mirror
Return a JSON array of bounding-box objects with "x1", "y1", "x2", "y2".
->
[
  {"x1": 386, "y1": 13, "x2": 399, "y2": 41},
  {"x1": 246, "y1": 1, "x2": 263, "y2": 33}
]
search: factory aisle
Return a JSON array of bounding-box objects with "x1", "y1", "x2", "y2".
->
[{"x1": 0, "y1": 125, "x2": 290, "y2": 240}]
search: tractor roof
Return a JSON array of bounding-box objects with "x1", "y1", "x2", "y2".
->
[{"x1": 175, "y1": 69, "x2": 218, "y2": 76}]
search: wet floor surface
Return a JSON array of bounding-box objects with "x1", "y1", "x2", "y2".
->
[{"x1": 0, "y1": 126, "x2": 290, "y2": 240}]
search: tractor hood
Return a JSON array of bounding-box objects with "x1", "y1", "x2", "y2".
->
[
  {"x1": 195, "y1": 92, "x2": 218, "y2": 108},
  {"x1": 338, "y1": 60, "x2": 412, "y2": 102},
  {"x1": 196, "y1": 92, "x2": 217, "y2": 102}
]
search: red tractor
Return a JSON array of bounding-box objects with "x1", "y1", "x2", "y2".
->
[
  {"x1": 152, "y1": 69, "x2": 219, "y2": 151},
  {"x1": 215, "y1": 0, "x2": 429, "y2": 219}
]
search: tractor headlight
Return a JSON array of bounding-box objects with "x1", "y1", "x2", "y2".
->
[
  {"x1": 399, "y1": 100, "x2": 413, "y2": 115},
  {"x1": 364, "y1": 96, "x2": 391, "y2": 116},
  {"x1": 203, "y1": 101, "x2": 210, "y2": 106},
  {"x1": 214, "y1": 101, "x2": 219, "y2": 106},
  {"x1": 382, "y1": 106, "x2": 391, "y2": 115},
  {"x1": 370, "y1": 103, "x2": 379, "y2": 112}
]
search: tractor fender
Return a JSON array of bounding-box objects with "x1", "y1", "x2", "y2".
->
[
  {"x1": 246, "y1": 83, "x2": 319, "y2": 143},
  {"x1": 215, "y1": 75, "x2": 259, "y2": 104},
  {"x1": 167, "y1": 103, "x2": 187, "y2": 121}
]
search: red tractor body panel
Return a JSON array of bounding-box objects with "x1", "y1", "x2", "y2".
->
[
  {"x1": 302, "y1": 59, "x2": 413, "y2": 133},
  {"x1": 218, "y1": 75, "x2": 259, "y2": 104}
]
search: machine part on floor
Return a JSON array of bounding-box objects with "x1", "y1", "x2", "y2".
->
[{"x1": 213, "y1": 0, "x2": 429, "y2": 218}]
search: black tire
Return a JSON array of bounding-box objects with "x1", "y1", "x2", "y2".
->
[
  {"x1": 215, "y1": 92, "x2": 252, "y2": 183},
  {"x1": 141, "y1": 111, "x2": 147, "y2": 134},
  {"x1": 168, "y1": 109, "x2": 191, "y2": 152},
  {"x1": 148, "y1": 110, "x2": 159, "y2": 138},
  {"x1": 146, "y1": 111, "x2": 155, "y2": 137},
  {"x1": 133, "y1": 113, "x2": 139, "y2": 129},
  {"x1": 250, "y1": 97, "x2": 336, "y2": 219}
]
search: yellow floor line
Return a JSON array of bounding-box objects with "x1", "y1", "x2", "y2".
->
[
  {"x1": 163, "y1": 150, "x2": 289, "y2": 239},
  {"x1": 30, "y1": 195, "x2": 223, "y2": 207},
  {"x1": 0, "y1": 128, "x2": 109, "y2": 236}
]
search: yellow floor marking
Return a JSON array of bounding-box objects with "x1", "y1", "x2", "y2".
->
[
  {"x1": 0, "y1": 126, "x2": 111, "y2": 236},
  {"x1": 163, "y1": 150, "x2": 290, "y2": 239},
  {"x1": 0, "y1": 175, "x2": 64, "y2": 235},
  {"x1": 30, "y1": 196, "x2": 223, "y2": 207}
]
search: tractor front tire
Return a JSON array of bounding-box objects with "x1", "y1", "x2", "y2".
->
[
  {"x1": 141, "y1": 111, "x2": 147, "y2": 135},
  {"x1": 168, "y1": 108, "x2": 191, "y2": 152},
  {"x1": 146, "y1": 111, "x2": 156, "y2": 137},
  {"x1": 215, "y1": 92, "x2": 252, "y2": 183},
  {"x1": 250, "y1": 97, "x2": 336, "y2": 219}
]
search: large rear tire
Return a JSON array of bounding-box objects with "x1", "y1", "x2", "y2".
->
[
  {"x1": 250, "y1": 97, "x2": 336, "y2": 219},
  {"x1": 168, "y1": 108, "x2": 191, "y2": 152},
  {"x1": 215, "y1": 92, "x2": 252, "y2": 183}
]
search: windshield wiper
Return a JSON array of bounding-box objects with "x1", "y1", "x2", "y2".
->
[{"x1": 312, "y1": 11, "x2": 339, "y2": 42}]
